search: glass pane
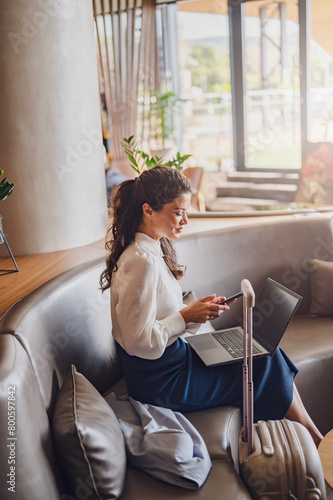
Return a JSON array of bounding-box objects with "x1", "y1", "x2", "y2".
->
[
  {"x1": 244, "y1": 0, "x2": 301, "y2": 169},
  {"x1": 309, "y1": 0, "x2": 333, "y2": 143},
  {"x1": 176, "y1": 0, "x2": 233, "y2": 171}
]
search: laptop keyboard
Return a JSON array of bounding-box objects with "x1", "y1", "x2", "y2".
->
[{"x1": 212, "y1": 329, "x2": 264, "y2": 359}]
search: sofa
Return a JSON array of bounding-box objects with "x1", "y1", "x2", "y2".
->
[{"x1": 0, "y1": 212, "x2": 332, "y2": 500}]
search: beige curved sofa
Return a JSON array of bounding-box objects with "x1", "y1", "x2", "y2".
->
[{"x1": 0, "y1": 212, "x2": 332, "y2": 500}]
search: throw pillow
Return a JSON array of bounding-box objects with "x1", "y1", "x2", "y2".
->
[
  {"x1": 308, "y1": 259, "x2": 333, "y2": 317},
  {"x1": 52, "y1": 365, "x2": 126, "y2": 500}
]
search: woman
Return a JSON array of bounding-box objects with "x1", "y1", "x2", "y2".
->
[{"x1": 100, "y1": 166, "x2": 322, "y2": 446}]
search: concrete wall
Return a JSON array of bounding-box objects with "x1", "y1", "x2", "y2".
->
[{"x1": 0, "y1": 0, "x2": 108, "y2": 255}]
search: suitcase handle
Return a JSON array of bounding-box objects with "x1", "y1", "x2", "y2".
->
[
  {"x1": 241, "y1": 279, "x2": 255, "y2": 455},
  {"x1": 241, "y1": 279, "x2": 255, "y2": 307},
  {"x1": 256, "y1": 421, "x2": 274, "y2": 456}
]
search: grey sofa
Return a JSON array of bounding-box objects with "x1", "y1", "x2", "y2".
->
[{"x1": 0, "y1": 212, "x2": 332, "y2": 500}]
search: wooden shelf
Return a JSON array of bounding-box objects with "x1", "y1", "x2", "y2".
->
[{"x1": 0, "y1": 238, "x2": 107, "y2": 318}]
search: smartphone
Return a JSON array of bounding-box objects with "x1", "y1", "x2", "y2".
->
[{"x1": 219, "y1": 292, "x2": 243, "y2": 305}]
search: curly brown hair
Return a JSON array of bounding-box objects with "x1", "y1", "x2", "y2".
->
[{"x1": 100, "y1": 166, "x2": 192, "y2": 291}]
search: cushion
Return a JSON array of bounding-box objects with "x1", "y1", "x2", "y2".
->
[
  {"x1": 308, "y1": 259, "x2": 333, "y2": 317},
  {"x1": 52, "y1": 365, "x2": 126, "y2": 500}
]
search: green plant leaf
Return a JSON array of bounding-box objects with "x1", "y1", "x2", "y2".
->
[
  {"x1": 136, "y1": 150, "x2": 149, "y2": 162},
  {"x1": 0, "y1": 169, "x2": 14, "y2": 202},
  {"x1": 121, "y1": 134, "x2": 190, "y2": 174},
  {"x1": 160, "y1": 91, "x2": 176, "y2": 101},
  {"x1": 127, "y1": 154, "x2": 138, "y2": 167},
  {"x1": 153, "y1": 156, "x2": 163, "y2": 164},
  {"x1": 0, "y1": 183, "x2": 14, "y2": 202}
]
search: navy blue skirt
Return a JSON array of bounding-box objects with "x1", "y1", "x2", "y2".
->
[{"x1": 120, "y1": 339, "x2": 298, "y2": 422}]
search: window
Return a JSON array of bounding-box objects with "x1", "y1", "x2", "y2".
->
[
  {"x1": 309, "y1": 0, "x2": 333, "y2": 143},
  {"x1": 158, "y1": 0, "x2": 234, "y2": 171},
  {"x1": 243, "y1": 0, "x2": 301, "y2": 169},
  {"x1": 94, "y1": 0, "x2": 324, "y2": 177}
]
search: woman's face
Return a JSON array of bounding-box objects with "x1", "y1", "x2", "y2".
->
[{"x1": 144, "y1": 192, "x2": 191, "y2": 241}]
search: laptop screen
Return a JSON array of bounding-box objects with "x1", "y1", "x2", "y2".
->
[{"x1": 252, "y1": 278, "x2": 302, "y2": 352}]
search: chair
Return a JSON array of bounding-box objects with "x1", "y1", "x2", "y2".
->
[{"x1": 183, "y1": 167, "x2": 205, "y2": 212}]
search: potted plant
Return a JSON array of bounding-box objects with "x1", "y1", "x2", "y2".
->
[
  {"x1": 122, "y1": 135, "x2": 191, "y2": 175},
  {"x1": 121, "y1": 136, "x2": 206, "y2": 211},
  {"x1": 151, "y1": 90, "x2": 181, "y2": 149}
]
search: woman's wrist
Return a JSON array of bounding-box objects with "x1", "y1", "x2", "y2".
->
[{"x1": 180, "y1": 307, "x2": 191, "y2": 325}]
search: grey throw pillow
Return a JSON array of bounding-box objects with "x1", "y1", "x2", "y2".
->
[{"x1": 52, "y1": 365, "x2": 126, "y2": 499}]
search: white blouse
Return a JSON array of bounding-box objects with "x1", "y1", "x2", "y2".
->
[{"x1": 111, "y1": 232, "x2": 199, "y2": 359}]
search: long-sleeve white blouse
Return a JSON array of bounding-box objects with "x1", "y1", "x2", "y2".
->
[{"x1": 111, "y1": 232, "x2": 197, "y2": 359}]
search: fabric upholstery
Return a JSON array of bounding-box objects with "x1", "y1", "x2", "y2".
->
[
  {"x1": 52, "y1": 365, "x2": 126, "y2": 500},
  {"x1": 308, "y1": 259, "x2": 333, "y2": 317}
]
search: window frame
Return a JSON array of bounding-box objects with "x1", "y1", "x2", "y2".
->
[{"x1": 228, "y1": 0, "x2": 311, "y2": 172}]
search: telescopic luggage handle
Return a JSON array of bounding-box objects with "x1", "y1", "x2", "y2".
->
[
  {"x1": 241, "y1": 279, "x2": 255, "y2": 456},
  {"x1": 241, "y1": 279, "x2": 255, "y2": 307}
]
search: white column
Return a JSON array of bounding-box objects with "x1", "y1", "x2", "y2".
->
[{"x1": 0, "y1": 0, "x2": 108, "y2": 255}]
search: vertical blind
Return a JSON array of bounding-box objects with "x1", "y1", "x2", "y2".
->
[{"x1": 93, "y1": 0, "x2": 160, "y2": 161}]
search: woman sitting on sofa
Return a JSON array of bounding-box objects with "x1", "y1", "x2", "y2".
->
[{"x1": 100, "y1": 166, "x2": 323, "y2": 446}]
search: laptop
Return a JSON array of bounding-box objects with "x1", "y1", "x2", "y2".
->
[{"x1": 186, "y1": 278, "x2": 302, "y2": 367}]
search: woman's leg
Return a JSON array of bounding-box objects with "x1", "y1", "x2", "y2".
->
[{"x1": 285, "y1": 383, "x2": 323, "y2": 447}]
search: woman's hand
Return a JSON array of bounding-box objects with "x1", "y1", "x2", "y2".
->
[{"x1": 180, "y1": 294, "x2": 230, "y2": 324}]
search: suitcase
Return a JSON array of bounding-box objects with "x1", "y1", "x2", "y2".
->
[{"x1": 238, "y1": 279, "x2": 327, "y2": 500}]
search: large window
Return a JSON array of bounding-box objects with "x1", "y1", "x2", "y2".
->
[
  {"x1": 95, "y1": 0, "x2": 329, "y2": 176},
  {"x1": 159, "y1": 0, "x2": 234, "y2": 171},
  {"x1": 158, "y1": 0, "x2": 303, "y2": 172},
  {"x1": 309, "y1": 0, "x2": 333, "y2": 143},
  {"x1": 243, "y1": 0, "x2": 301, "y2": 169}
]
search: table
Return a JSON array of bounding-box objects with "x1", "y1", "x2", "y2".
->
[{"x1": 318, "y1": 429, "x2": 333, "y2": 489}]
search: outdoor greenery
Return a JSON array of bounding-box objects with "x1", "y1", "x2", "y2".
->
[
  {"x1": 0, "y1": 170, "x2": 14, "y2": 202},
  {"x1": 191, "y1": 45, "x2": 230, "y2": 93},
  {"x1": 151, "y1": 90, "x2": 181, "y2": 145},
  {"x1": 122, "y1": 136, "x2": 191, "y2": 174}
]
